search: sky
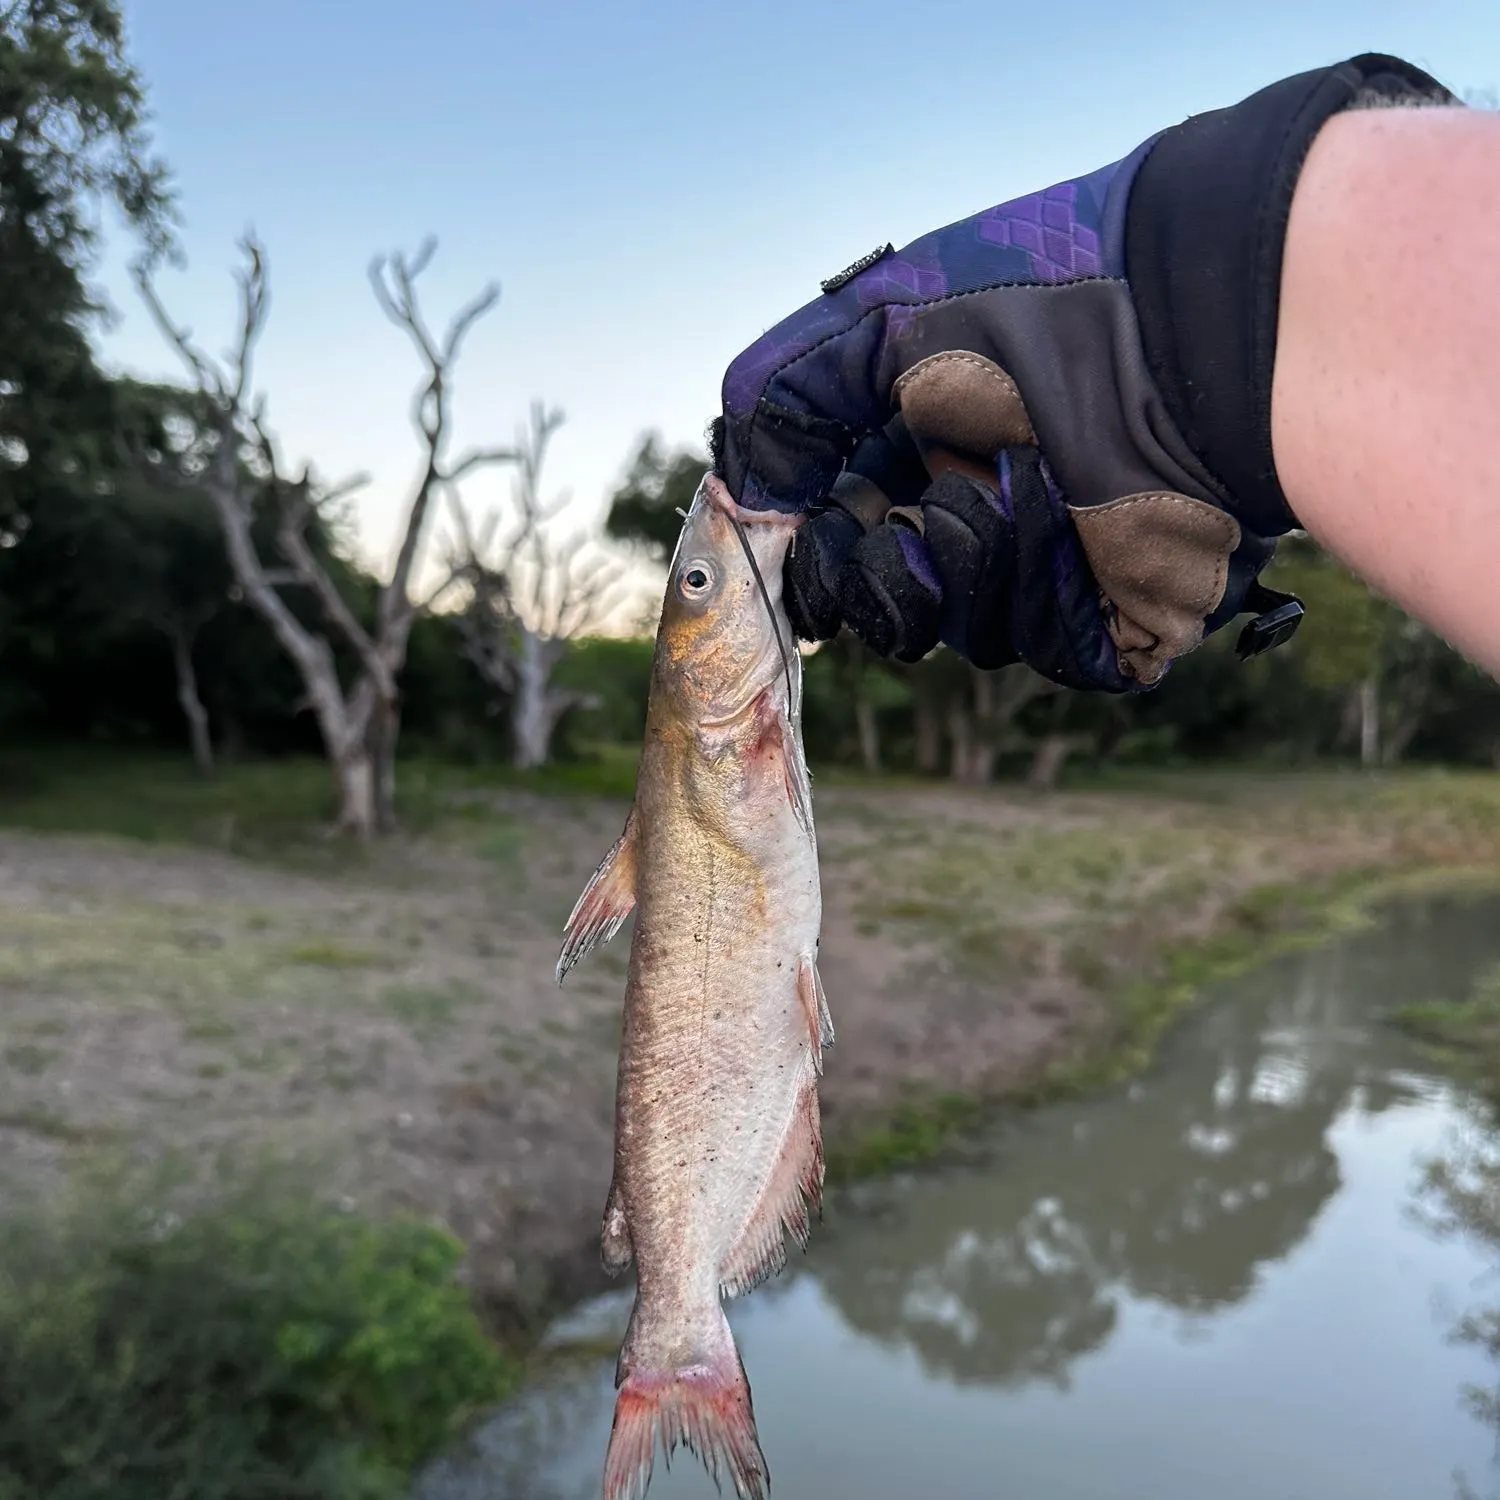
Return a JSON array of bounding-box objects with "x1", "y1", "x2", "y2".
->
[{"x1": 96, "y1": 1, "x2": 1500, "y2": 587}]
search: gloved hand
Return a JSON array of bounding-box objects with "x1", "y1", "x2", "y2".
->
[{"x1": 713, "y1": 52, "x2": 1454, "y2": 691}]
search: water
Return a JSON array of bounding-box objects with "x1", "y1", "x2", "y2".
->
[{"x1": 423, "y1": 892, "x2": 1500, "y2": 1500}]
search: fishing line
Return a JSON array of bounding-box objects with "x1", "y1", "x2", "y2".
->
[{"x1": 728, "y1": 512, "x2": 796, "y2": 712}]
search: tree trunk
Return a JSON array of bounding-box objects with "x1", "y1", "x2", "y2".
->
[
  {"x1": 1379, "y1": 642, "x2": 1434, "y2": 768},
  {"x1": 333, "y1": 745, "x2": 377, "y2": 838},
  {"x1": 220, "y1": 709, "x2": 246, "y2": 763},
  {"x1": 947, "y1": 702, "x2": 978, "y2": 784},
  {"x1": 1358, "y1": 676, "x2": 1381, "y2": 768},
  {"x1": 1096, "y1": 701, "x2": 1131, "y2": 761},
  {"x1": 511, "y1": 631, "x2": 554, "y2": 770},
  {"x1": 168, "y1": 625, "x2": 213, "y2": 774},
  {"x1": 1028, "y1": 732, "x2": 1088, "y2": 791},
  {"x1": 1336, "y1": 686, "x2": 1362, "y2": 754},
  {"x1": 967, "y1": 740, "x2": 999, "y2": 785},
  {"x1": 913, "y1": 693, "x2": 942, "y2": 774},
  {"x1": 368, "y1": 694, "x2": 400, "y2": 834},
  {"x1": 1381, "y1": 710, "x2": 1422, "y2": 768},
  {"x1": 854, "y1": 694, "x2": 881, "y2": 774},
  {"x1": 841, "y1": 636, "x2": 882, "y2": 774},
  {"x1": 965, "y1": 667, "x2": 999, "y2": 786}
]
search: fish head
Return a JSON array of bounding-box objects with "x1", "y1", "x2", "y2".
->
[{"x1": 654, "y1": 473, "x2": 804, "y2": 723}]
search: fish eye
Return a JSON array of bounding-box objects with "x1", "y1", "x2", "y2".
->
[{"x1": 678, "y1": 560, "x2": 715, "y2": 598}]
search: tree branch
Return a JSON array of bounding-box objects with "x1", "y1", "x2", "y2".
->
[
  {"x1": 270, "y1": 478, "x2": 394, "y2": 702},
  {"x1": 133, "y1": 239, "x2": 378, "y2": 761},
  {"x1": 444, "y1": 445, "x2": 519, "y2": 484},
  {"x1": 367, "y1": 239, "x2": 513, "y2": 659}
]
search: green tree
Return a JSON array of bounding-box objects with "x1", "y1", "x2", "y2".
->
[
  {"x1": 0, "y1": 0, "x2": 175, "y2": 533},
  {"x1": 604, "y1": 431, "x2": 707, "y2": 562},
  {"x1": 1267, "y1": 538, "x2": 1419, "y2": 766},
  {"x1": 107, "y1": 382, "x2": 236, "y2": 769},
  {"x1": 0, "y1": 378, "x2": 378, "y2": 766}
]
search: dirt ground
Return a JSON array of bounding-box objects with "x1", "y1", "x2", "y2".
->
[{"x1": 1, "y1": 769, "x2": 1497, "y2": 1321}]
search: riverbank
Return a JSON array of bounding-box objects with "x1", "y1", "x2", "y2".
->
[
  {"x1": 433, "y1": 883, "x2": 1500, "y2": 1500},
  {"x1": 2, "y1": 757, "x2": 1499, "y2": 1340}
]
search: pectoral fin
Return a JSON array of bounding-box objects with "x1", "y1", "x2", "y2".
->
[
  {"x1": 751, "y1": 692, "x2": 815, "y2": 838},
  {"x1": 556, "y1": 811, "x2": 638, "y2": 983}
]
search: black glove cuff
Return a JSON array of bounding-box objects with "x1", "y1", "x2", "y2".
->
[{"x1": 1125, "y1": 52, "x2": 1458, "y2": 538}]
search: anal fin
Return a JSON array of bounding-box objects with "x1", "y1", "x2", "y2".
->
[
  {"x1": 718, "y1": 1077, "x2": 825, "y2": 1300},
  {"x1": 556, "y1": 811, "x2": 638, "y2": 983}
]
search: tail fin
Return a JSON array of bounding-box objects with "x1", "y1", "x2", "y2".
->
[{"x1": 602, "y1": 1303, "x2": 768, "y2": 1500}]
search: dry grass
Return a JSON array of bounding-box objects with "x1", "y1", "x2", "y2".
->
[{"x1": 0, "y1": 755, "x2": 1497, "y2": 1307}]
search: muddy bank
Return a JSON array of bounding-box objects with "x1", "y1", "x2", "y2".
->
[{"x1": 1, "y1": 768, "x2": 1497, "y2": 1329}]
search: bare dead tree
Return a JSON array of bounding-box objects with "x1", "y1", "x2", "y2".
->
[
  {"x1": 133, "y1": 233, "x2": 516, "y2": 836},
  {"x1": 441, "y1": 402, "x2": 625, "y2": 770}
]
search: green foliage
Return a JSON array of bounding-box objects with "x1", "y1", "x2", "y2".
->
[
  {"x1": 800, "y1": 638, "x2": 913, "y2": 766},
  {"x1": 0, "y1": 0, "x2": 174, "y2": 263},
  {"x1": 0, "y1": 380, "x2": 383, "y2": 759},
  {"x1": 0, "y1": 0, "x2": 175, "y2": 534},
  {"x1": 604, "y1": 431, "x2": 707, "y2": 562},
  {"x1": 1266, "y1": 537, "x2": 1395, "y2": 692},
  {"x1": 1389, "y1": 959, "x2": 1500, "y2": 1093},
  {"x1": 552, "y1": 635, "x2": 655, "y2": 752},
  {"x1": 825, "y1": 1093, "x2": 983, "y2": 1183},
  {"x1": 0, "y1": 1164, "x2": 513, "y2": 1500}
]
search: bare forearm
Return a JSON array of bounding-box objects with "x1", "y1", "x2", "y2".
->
[{"x1": 1272, "y1": 105, "x2": 1500, "y2": 674}]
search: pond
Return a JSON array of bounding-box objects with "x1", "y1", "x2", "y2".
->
[{"x1": 421, "y1": 891, "x2": 1500, "y2": 1500}]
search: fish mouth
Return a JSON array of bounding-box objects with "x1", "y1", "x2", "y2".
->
[{"x1": 700, "y1": 473, "x2": 806, "y2": 531}]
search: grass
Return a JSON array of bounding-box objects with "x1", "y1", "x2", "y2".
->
[
  {"x1": 826, "y1": 1093, "x2": 987, "y2": 1182},
  {"x1": 825, "y1": 868, "x2": 1464, "y2": 1182},
  {"x1": 825, "y1": 763, "x2": 1500, "y2": 1184},
  {"x1": 1389, "y1": 958, "x2": 1500, "y2": 1094},
  {"x1": 4, "y1": 1042, "x2": 57, "y2": 1076},
  {"x1": 0, "y1": 902, "x2": 379, "y2": 1012},
  {"x1": 0, "y1": 744, "x2": 639, "y2": 863},
  {"x1": 285, "y1": 939, "x2": 384, "y2": 968},
  {"x1": 0, "y1": 1105, "x2": 112, "y2": 1143},
  {"x1": 382, "y1": 980, "x2": 482, "y2": 1037},
  {"x1": 4, "y1": 744, "x2": 1500, "y2": 1352},
  {"x1": 844, "y1": 799, "x2": 1291, "y2": 995}
]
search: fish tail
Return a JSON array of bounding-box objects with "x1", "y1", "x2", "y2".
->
[{"x1": 603, "y1": 1299, "x2": 768, "y2": 1500}]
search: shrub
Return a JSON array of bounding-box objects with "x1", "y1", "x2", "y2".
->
[{"x1": 0, "y1": 1165, "x2": 514, "y2": 1500}]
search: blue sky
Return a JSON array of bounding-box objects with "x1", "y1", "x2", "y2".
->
[{"x1": 98, "y1": 2, "x2": 1500, "y2": 579}]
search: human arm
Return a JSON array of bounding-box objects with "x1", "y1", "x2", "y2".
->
[
  {"x1": 1271, "y1": 102, "x2": 1500, "y2": 677},
  {"x1": 712, "y1": 54, "x2": 1488, "y2": 688}
]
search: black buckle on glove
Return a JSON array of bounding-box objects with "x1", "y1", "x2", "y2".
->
[
  {"x1": 820, "y1": 244, "x2": 894, "y2": 295},
  {"x1": 1235, "y1": 582, "x2": 1305, "y2": 660}
]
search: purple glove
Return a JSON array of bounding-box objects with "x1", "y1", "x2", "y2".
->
[{"x1": 713, "y1": 52, "x2": 1455, "y2": 690}]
